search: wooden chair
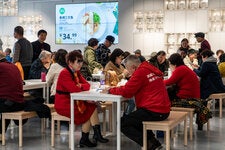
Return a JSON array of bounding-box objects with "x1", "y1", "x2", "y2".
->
[
  {"x1": 208, "y1": 93, "x2": 225, "y2": 118},
  {"x1": 1, "y1": 104, "x2": 55, "y2": 147},
  {"x1": 143, "y1": 111, "x2": 188, "y2": 150},
  {"x1": 171, "y1": 107, "x2": 194, "y2": 140},
  {"x1": 51, "y1": 112, "x2": 71, "y2": 147}
]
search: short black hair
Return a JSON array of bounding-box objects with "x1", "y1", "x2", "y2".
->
[
  {"x1": 109, "y1": 48, "x2": 124, "y2": 63},
  {"x1": 54, "y1": 49, "x2": 68, "y2": 67},
  {"x1": 88, "y1": 38, "x2": 99, "y2": 47},
  {"x1": 37, "y1": 29, "x2": 47, "y2": 37},
  {"x1": 14, "y1": 26, "x2": 24, "y2": 36},
  {"x1": 200, "y1": 50, "x2": 214, "y2": 58},
  {"x1": 168, "y1": 53, "x2": 184, "y2": 67}
]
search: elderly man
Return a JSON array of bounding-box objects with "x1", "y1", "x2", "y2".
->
[
  {"x1": 103, "y1": 55, "x2": 170, "y2": 149},
  {"x1": 0, "y1": 51, "x2": 25, "y2": 135}
]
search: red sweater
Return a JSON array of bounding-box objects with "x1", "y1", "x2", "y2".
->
[
  {"x1": 109, "y1": 61, "x2": 171, "y2": 113},
  {"x1": 164, "y1": 65, "x2": 200, "y2": 99},
  {"x1": 0, "y1": 62, "x2": 24, "y2": 103}
]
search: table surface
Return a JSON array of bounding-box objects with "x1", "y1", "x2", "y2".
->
[{"x1": 70, "y1": 90, "x2": 124, "y2": 102}]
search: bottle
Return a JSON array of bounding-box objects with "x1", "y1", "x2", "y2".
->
[
  {"x1": 168, "y1": 68, "x2": 172, "y2": 78},
  {"x1": 105, "y1": 71, "x2": 111, "y2": 86},
  {"x1": 100, "y1": 71, "x2": 105, "y2": 85},
  {"x1": 41, "y1": 72, "x2": 46, "y2": 82}
]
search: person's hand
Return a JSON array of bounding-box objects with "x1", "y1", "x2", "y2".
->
[
  {"x1": 44, "y1": 62, "x2": 51, "y2": 69},
  {"x1": 76, "y1": 83, "x2": 81, "y2": 88},
  {"x1": 123, "y1": 69, "x2": 129, "y2": 77},
  {"x1": 192, "y1": 64, "x2": 199, "y2": 69},
  {"x1": 101, "y1": 87, "x2": 111, "y2": 94}
]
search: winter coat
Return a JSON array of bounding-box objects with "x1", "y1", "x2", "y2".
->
[
  {"x1": 84, "y1": 46, "x2": 103, "y2": 74},
  {"x1": 55, "y1": 67, "x2": 96, "y2": 125},
  {"x1": 194, "y1": 56, "x2": 225, "y2": 99}
]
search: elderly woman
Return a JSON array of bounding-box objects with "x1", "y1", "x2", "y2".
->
[
  {"x1": 55, "y1": 50, "x2": 108, "y2": 148},
  {"x1": 46, "y1": 49, "x2": 68, "y2": 104},
  {"x1": 165, "y1": 53, "x2": 211, "y2": 130},
  {"x1": 29, "y1": 50, "x2": 51, "y2": 79}
]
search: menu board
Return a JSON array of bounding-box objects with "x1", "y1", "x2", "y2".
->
[{"x1": 56, "y1": 2, "x2": 118, "y2": 44}]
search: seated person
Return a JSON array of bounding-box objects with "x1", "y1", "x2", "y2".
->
[
  {"x1": 29, "y1": 50, "x2": 51, "y2": 79},
  {"x1": 105, "y1": 48, "x2": 129, "y2": 85},
  {"x1": 148, "y1": 50, "x2": 169, "y2": 76},
  {"x1": 216, "y1": 49, "x2": 224, "y2": 64},
  {"x1": 103, "y1": 55, "x2": 170, "y2": 149},
  {"x1": 177, "y1": 38, "x2": 191, "y2": 58},
  {"x1": 29, "y1": 50, "x2": 51, "y2": 97},
  {"x1": 84, "y1": 38, "x2": 103, "y2": 74},
  {"x1": 183, "y1": 49, "x2": 198, "y2": 70},
  {"x1": 134, "y1": 49, "x2": 146, "y2": 62},
  {"x1": 104, "y1": 48, "x2": 134, "y2": 115},
  {"x1": 0, "y1": 51, "x2": 25, "y2": 135},
  {"x1": 218, "y1": 53, "x2": 225, "y2": 78},
  {"x1": 55, "y1": 50, "x2": 108, "y2": 147},
  {"x1": 46, "y1": 49, "x2": 68, "y2": 104},
  {"x1": 164, "y1": 53, "x2": 211, "y2": 130},
  {"x1": 193, "y1": 50, "x2": 225, "y2": 99},
  {"x1": 4, "y1": 48, "x2": 12, "y2": 62}
]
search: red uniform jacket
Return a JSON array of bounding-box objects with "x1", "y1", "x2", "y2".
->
[
  {"x1": 55, "y1": 67, "x2": 96, "y2": 125},
  {"x1": 164, "y1": 65, "x2": 200, "y2": 99},
  {"x1": 109, "y1": 61, "x2": 171, "y2": 113}
]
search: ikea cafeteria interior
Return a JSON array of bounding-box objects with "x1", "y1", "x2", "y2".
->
[{"x1": 1, "y1": 0, "x2": 225, "y2": 150}]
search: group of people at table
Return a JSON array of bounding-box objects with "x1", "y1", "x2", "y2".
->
[{"x1": 1, "y1": 29, "x2": 225, "y2": 150}]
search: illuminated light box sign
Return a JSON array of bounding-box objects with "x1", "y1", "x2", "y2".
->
[{"x1": 56, "y1": 2, "x2": 118, "y2": 44}]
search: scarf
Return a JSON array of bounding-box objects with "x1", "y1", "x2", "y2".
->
[{"x1": 74, "y1": 72, "x2": 86, "y2": 114}]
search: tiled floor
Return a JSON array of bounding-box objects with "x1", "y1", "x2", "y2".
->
[{"x1": 1, "y1": 109, "x2": 225, "y2": 150}]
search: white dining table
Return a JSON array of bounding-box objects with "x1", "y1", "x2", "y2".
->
[
  {"x1": 70, "y1": 90, "x2": 125, "y2": 150},
  {"x1": 23, "y1": 79, "x2": 49, "y2": 103}
]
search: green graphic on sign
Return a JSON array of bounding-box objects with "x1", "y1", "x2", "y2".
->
[{"x1": 59, "y1": 8, "x2": 65, "y2": 14}]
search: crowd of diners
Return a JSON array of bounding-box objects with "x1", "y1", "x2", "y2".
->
[{"x1": 1, "y1": 26, "x2": 225, "y2": 149}]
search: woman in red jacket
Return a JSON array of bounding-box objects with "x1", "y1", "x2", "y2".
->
[
  {"x1": 164, "y1": 53, "x2": 211, "y2": 130},
  {"x1": 55, "y1": 50, "x2": 108, "y2": 147}
]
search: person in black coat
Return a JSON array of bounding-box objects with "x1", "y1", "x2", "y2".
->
[{"x1": 193, "y1": 50, "x2": 225, "y2": 99}]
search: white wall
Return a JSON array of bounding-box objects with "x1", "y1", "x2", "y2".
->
[{"x1": 1, "y1": 0, "x2": 225, "y2": 56}]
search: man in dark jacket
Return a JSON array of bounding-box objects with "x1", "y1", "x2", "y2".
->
[
  {"x1": 32, "y1": 29, "x2": 51, "y2": 62},
  {"x1": 95, "y1": 35, "x2": 115, "y2": 67},
  {"x1": 13, "y1": 26, "x2": 33, "y2": 80}
]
